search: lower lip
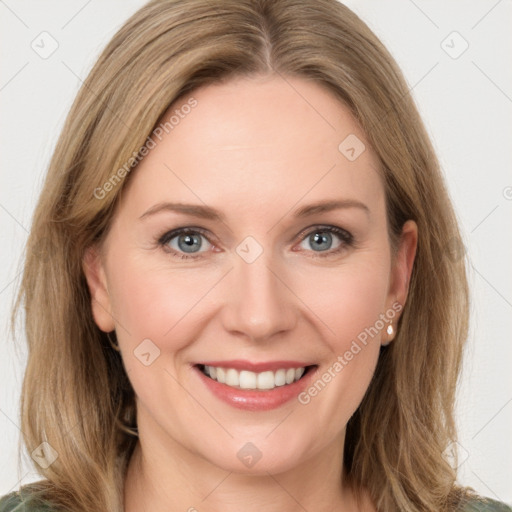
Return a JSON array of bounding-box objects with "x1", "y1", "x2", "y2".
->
[{"x1": 194, "y1": 366, "x2": 317, "y2": 411}]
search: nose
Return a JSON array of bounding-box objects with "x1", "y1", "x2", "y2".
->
[{"x1": 220, "y1": 248, "x2": 298, "y2": 343}]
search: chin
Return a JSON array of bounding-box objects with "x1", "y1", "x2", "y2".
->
[{"x1": 196, "y1": 432, "x2": 317, "y2": 476}]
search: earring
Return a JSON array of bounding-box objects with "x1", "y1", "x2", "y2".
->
[
  {"x1": 386, "y1": 324, "x2": 394, "y2": 337},
  {"x1": 107, "y1": 331, "x2": 120, "y2": 352}
]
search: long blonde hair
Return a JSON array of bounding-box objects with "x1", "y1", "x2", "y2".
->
[{"x1": 10, "y1": 0, "x2": 471, "y2": 510}]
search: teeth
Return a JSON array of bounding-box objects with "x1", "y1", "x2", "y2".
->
[
  {"x1": 257, "y1": 371, "x2": 274, "y2": 390},
  {"x1": 274, "y1": 369, "x2": 286, "y2": 386},
  {"x1": 225, "y1": 368, "x2": 239, "y2": 387},
  {"x1": 202, "y1": 365, "x2": 307, "y2": 390},
  {"x1": 216, "y1": 367, "x2": 226, "y2": 384},
  {"x1": 239, "y1": 370, "x2": 257, "y2": 389}
]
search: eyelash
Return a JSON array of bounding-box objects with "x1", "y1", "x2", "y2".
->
[{"x1": 156, "y1": 225, "x2": 355, "y2": 260}]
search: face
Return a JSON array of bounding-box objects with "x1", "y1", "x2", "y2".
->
[{"x1": 83, "y1": 74, "x2": 416, "y2": 475}]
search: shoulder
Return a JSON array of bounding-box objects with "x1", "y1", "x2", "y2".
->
[
  {"x1": 459, "y1": 497, "x2": 512, "y2": 512},
  {"x1": 0, "y1": 489, "x2": 54, "y2": 512}
]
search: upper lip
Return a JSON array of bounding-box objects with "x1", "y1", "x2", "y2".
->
[{"x1": 195, "y1": 360, "x2": 316, "y2": 372}]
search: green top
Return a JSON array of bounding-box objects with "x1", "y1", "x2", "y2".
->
[
  {"x1": 0, "y1": 491, "x2": 53, "y2": 512},
  {"x1": 0, "y1": 493, "x2": 51, "y2": 512},
  {"x1": 0, "y1": 489, "x2": 511, "y2": 511},
  {"x1": 461, "y1": 499, "x2": 512, "y2": 512}
]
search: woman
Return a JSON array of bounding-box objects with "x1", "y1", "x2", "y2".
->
[{"x1": 1, "y1": 0, "x2": 510, "y2": 510}]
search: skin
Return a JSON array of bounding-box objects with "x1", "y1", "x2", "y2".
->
[{"x1": 83, "y1": 74, "x2": 417, "y2": 512}]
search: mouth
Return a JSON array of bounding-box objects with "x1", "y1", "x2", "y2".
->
[
  {"x1": 193, "y1": 361, "x2": 318, "y2": 411},
  {"x1": 196, "y1": 364, "x2": 315, "y2": 390}
]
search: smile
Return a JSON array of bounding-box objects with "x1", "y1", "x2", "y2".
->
[
  {"x1": 194, "y1": 361, "x2": 317, "y2": 411},
  {"x1": 199, "y1": 364, "x2": 308, "y2": 390}
]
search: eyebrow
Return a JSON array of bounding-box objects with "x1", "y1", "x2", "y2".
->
[{"x1": 138, "y1": 199, "x2": 370, "y2": 222}]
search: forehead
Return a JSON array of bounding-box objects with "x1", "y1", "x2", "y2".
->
[{"x1": 121, "y1": 75, "x2": 384, "y2": 221}]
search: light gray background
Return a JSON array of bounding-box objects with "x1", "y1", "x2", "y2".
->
[{"x1": 1, "y1": 0, "x2": 511, "y2": 504}]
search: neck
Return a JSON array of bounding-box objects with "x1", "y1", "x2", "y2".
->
[{"x1": 123, "y1": 417, "x2": 373, "y2": 512}]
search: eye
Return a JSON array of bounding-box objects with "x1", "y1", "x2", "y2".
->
[
  {"x1": 295, "y1": 225, "x2": 354, "y2": 257},
  {"x1": 157, "y1": 224, "x2": 354, "y2": 261},
  {"x1": 158, "y1": 227, "x2": 213, "y2": 260}
]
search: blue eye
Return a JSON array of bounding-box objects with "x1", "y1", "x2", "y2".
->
[
  {"x1": 157, "y1": 225, "x2": 354, "y2": 260},
  {"x1": 297, "y1": 225, "x2": 354, "y2": 257},
  {"x1": 159, "y1": 228, "x2": 212, "y2": 260}
]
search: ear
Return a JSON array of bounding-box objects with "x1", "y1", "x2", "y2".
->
[
  {"x1": 383, "y1": 219, "x2": 418, "y2": 344},
  {"x1": 82, "y1": 244, "x2": 116, "y2": 332}
]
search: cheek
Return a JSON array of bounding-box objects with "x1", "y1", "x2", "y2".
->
[
  {"x1": 106, "y1": 253, "x2": 218, "y2": 417},
  {"x1": 293, "y1": 255, "x2": 390, "y2": 412},
  {"x1": 107, "y1": 250, "x2": 221, "y2": 350},
  {"x1": 295, "y1": 257, "x2": 391, "y2": 352}
]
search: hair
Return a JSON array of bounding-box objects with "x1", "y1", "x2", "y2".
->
[{"x1": 8, "y1": 0, "x2": 475, "y2": 510}]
